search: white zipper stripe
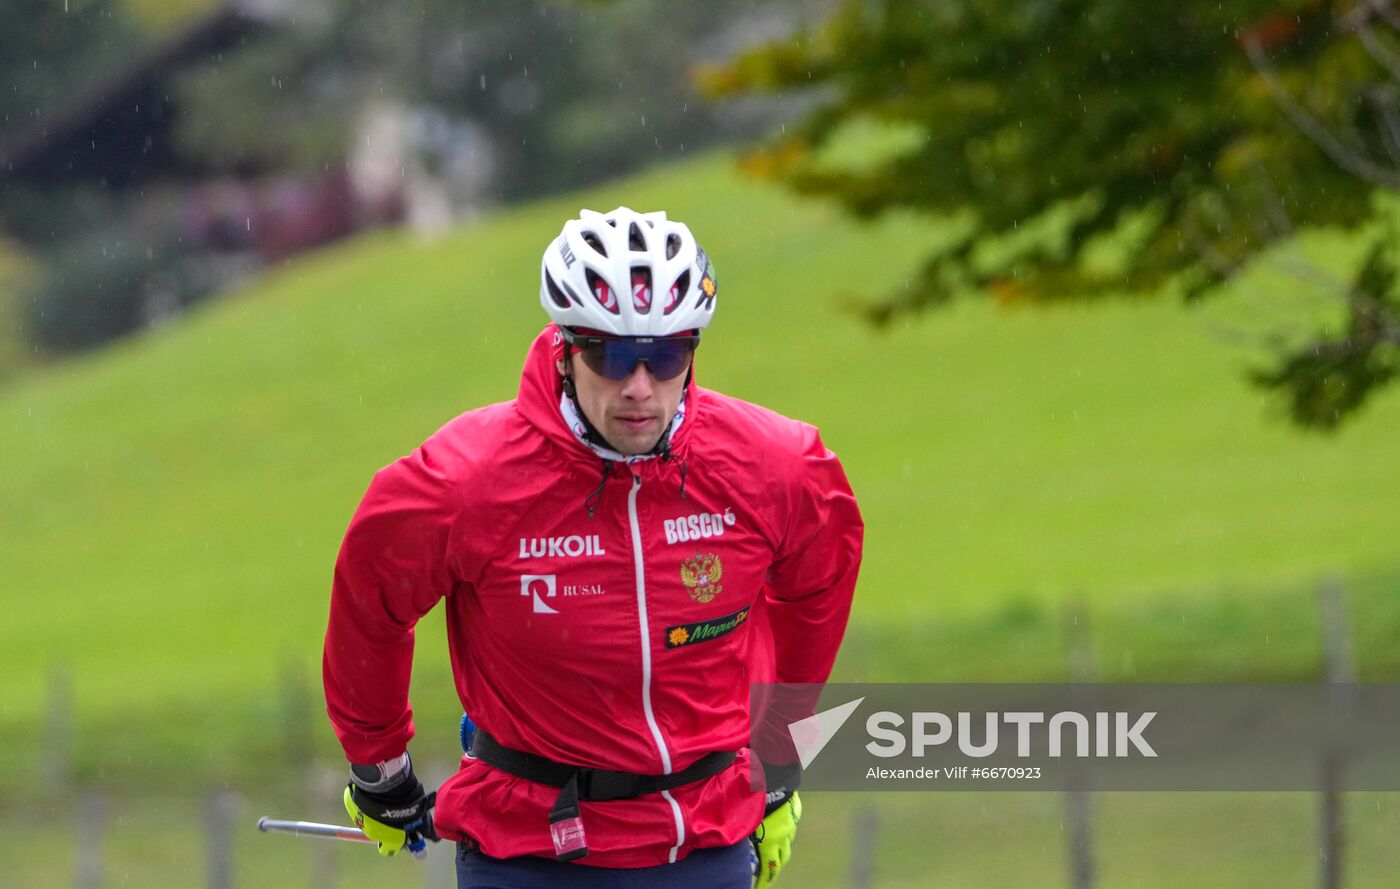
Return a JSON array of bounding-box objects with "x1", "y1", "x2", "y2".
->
[
  {"x1": 628, "y1": 473, "x2": 672, "y2": 774},
  {"x1": 627, "y1": 473, "x2": 685, "y2": 859},
  {"x1": 661, "y1": 790, "x2": 684, "y2": 863}
]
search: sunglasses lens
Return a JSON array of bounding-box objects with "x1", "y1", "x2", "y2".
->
[{"x1": 579, "y1": 338, "x2": 695, "y2": 381}]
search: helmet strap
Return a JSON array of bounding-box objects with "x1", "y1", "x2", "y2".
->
[
  {"x1": 559, "y1": 342, "x2": 687, "y2": 458},
  {"x1": 561, "y1": 343, "x2": 618, "y2": 452}
]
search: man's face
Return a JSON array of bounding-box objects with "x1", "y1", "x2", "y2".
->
[{"x1": 566, "y1": 350, "x2": 689, "y2": 455}]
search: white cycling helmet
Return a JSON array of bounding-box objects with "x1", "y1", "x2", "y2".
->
[{"x1": 540, "y1": 207, "x2": 717, "y2": 337}]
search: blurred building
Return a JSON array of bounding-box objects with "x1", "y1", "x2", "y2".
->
[
  {"x1": 0, "y1": 0, "x2": 831, "y2": 356},
  {"x1": 0, "y1": 0, "x2": 416, "y2": 267}
]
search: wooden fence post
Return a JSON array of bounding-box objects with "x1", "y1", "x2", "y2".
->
[
  {"x1": 206, "y1": 789, "x2": 238, "y2": 889},
  {"x1": 75, "y1": 791, "x2": 103, "y2": 889},
  {"x1": 1317, "y1": 577, "x2": 1354, "y2": 889},
  {"x1": 281, "y1": 659, "x2": 313, "y2": 770},
  {"x1": 845, "y1": 805, "x2": 880, "y2": 889},
  {"x1": 1063, "y1": 601, "x2": 1096, "y2": 889},
  {"x1": 424, "y1": 762, "x2": 456, "y2": 889},
  {"x1": 310, "y1": 764, "x2": 344, "y2": 889},
  {"x1": 44, "y1": 666, "x2": 73, "y2": 791}
]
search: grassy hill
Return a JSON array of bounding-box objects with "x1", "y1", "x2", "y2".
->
[
  {"x1": 4, "y1": 151, "x2": 1400, "y2": 887},
  {"x1": 5, "y1": 151, "x2": 1400, "y2": 771}
]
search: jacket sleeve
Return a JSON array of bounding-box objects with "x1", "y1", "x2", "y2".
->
[
  {"x1": 765, "y1": 426, "x2": 863, "y2": 686},
  {"x1": 323, "y1": 443, "x2": 464, "y2": 764}
]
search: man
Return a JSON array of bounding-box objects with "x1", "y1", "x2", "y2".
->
[{"x1": 323, "y1": 207, "x2": 863, "y2": 887}]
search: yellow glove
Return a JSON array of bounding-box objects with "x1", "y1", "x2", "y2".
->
[
  {"x1": 343, "y1": 758, "x2": 436, "y2": 859},
  {"x1": 751, "y1": 791, "x2": 802, "y2": 886}
]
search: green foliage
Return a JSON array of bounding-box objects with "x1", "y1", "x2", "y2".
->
[
  {"x1": 0, "y1": 237, "x2": 35, "y2": 382},
  {"x1": 5, "y1": 0, "x2": 801, "y2": 364},
  {"x1": 0, "y1": 184, "x2": 219, "y2": 353},
  {"x1": 171, "y1": 0, "x2": 782, "y2": 198},
  {"x1": 702, "y1": 0, "x2": 1400, "y2": 426},
  {"x1": 27, "y1": 219, "x2": 216, "y2": 351},
  {"x1": 120, "y1": 0, "x2": 217, "y2": 34},
  {"x1": 172, "y1": 28, "x2": 354, "y2": 174},
  {"x1": 0, "y1": 0, "x2": 145, "y2": 134},
  {"x1": 0, "y1": 2, "x2": 175, "y2": 359},
  {"x1": 1252, "y1": 194, "x2": 1400, "y2": 427}
]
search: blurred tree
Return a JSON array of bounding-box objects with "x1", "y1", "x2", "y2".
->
[
  {"x1": 172, "y1": 0, "x2": 818, "y2": 200},
  {"x1": 700, "y1": 0, "x2": 1400, "y2": 428},
  {"x1": 0, "y1": 0, "x2": 146, "y2": 138},
  {"x1": 172, "y1": 22, "x2": 356, "y2": 176},
  {"x1": 1, "y1": 0, "x2": 825, "y2": 361},
  {"x1": 26, "y1": 190, "x2": 222, "y2": 353},
  {"x1": 0, "y1": 0, "x2": 154, "y2": 364},
  {"x1": 122, "y1": 0, "x2": 220, "y2": 34},
  {"x1": 0, "y1": 236, "x2": 35, "y2": 379}
]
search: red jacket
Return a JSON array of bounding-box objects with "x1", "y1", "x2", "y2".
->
[{"x1": 323, "y1": 326, "x2": 862, "y2": 867}]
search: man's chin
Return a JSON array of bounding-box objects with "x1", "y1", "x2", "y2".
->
[{"x1": 604, "y1": 425, "x2": 663, "y2": 456}]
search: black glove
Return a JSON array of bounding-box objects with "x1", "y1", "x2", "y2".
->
[{"x1": 344, "y1": 754, "x2": 437, "y2": 858}]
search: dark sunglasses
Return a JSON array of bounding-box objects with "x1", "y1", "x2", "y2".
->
[{"x1": 562, "y1": 329, "x2": 699, "y2": 381}]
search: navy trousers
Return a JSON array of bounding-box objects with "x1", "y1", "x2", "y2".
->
[{"x1": 455, "y1": 841, "x2": 754, "y2": 888}]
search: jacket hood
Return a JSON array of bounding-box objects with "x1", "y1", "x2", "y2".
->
[{"x1": 514, "y1": 325, "x2": 698, "y2": 469}]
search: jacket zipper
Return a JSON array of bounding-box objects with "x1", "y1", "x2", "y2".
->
[{"x1": 626, "y1": 471, "x2": 686, "y2": 862}]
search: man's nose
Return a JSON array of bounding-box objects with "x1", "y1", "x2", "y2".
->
[{"x1": 620, "y1": 362, "x2": 657, "y2": 398}]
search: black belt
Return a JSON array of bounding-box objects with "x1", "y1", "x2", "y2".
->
[{"x1": 468, "y1": 728, "x2": 737, "y2": 861}]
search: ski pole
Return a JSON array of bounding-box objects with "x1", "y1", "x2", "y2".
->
[
  {"x1": 256, "y1": 816, "x2": 430, "y2": 860},
  {"x1": 257, "y1": 816, "x2": 375, "y2": 844}
]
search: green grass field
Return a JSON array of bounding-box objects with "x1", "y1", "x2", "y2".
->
[{"x1": 3, "y1": 151, "x2": 1399, "y2": 886}]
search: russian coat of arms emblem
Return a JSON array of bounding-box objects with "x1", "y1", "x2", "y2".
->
[{"x1": 679, "y1": 553, "x2": 723, "y2": 603}]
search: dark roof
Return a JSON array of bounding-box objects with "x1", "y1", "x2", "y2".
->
[{"x1": 0, "y1": 3, "x2": 280, "y2": 187}]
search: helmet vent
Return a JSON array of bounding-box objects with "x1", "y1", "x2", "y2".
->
[
  {"x1": 664, "y1": 270, "x2": 690, "y2": 315},
  {"x1": 666, "y1": 233, "x2": 682, "y2": 259},
  {"x1": 631, "y1": 268, "x2": 652, "y2": 313},
  {"x1": 582, "y1": 231, "x2": 607, "y2": 257},
  {"x1": 628, "y1": 223, "x2": 647, "y2": 252},
  {"x1": 545, "y1": 273, "x2": 571, "y2": 309},
  {"x1": 585, "y1": 269, "x2": 620, "y2": 314}
]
